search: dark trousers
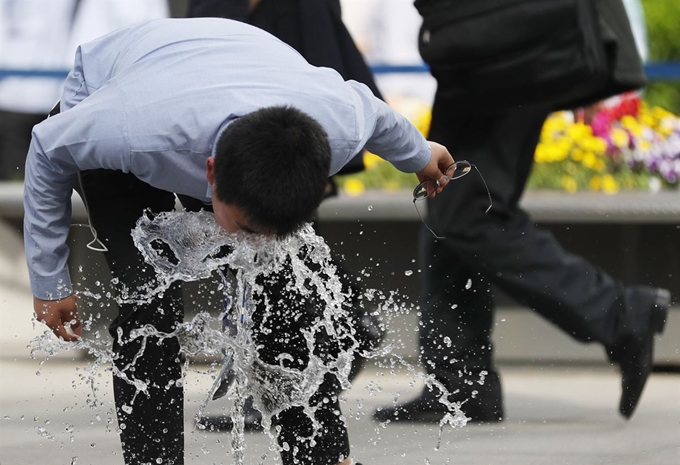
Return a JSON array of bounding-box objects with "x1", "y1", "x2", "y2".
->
[
  {"x1": 76, "y1": 170, "x2": 349, "y2": 465},
  {"x1": 420, "y1": 97, "x2": 626, "y2": 382}
]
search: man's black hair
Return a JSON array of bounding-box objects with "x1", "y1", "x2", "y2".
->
[{"x1": 213, "y1": 105, "x2": 332, "y2": 236}]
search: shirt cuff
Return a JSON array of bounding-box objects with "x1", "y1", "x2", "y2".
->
[
  {"x1": 389, "y1": 137, "x2": 431, "y2": 173},
  {"x1": 30, "y1": 268, "x2": 74, "y2": 300}
]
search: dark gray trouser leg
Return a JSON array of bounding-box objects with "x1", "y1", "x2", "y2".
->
[
  {"x1": 421, "y1": 98, "x2": 625, "y2": 382},
  {"x1": 77, "y1": 170, "x2": 185, "y2": 465}
]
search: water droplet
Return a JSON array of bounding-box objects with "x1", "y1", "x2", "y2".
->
[
  {"x1": 367, "y1": 205, "x2": 373, "y2": 211},
  {"x1": 404, "y1": 270, "x2": 413, "y2": 276},
  {"x1": 465, "y1": 279, "x2": 472, "y2": 289}
]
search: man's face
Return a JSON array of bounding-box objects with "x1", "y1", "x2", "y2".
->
[
  {"x1": 206, "y1": 156, "x2": 272, "y2": 235},
  {"x1": 211, "y1": 195, "x2": 262, "y2": 235}
]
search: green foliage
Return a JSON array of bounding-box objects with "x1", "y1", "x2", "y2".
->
[
  {"x1": 644, "y1": 82, "x2": 680, "y2": 115},
  {"x1": 641, "y1": 0, "x2": 680, "y2": 60},
  {"x1": 641, "y1": 0, "x2": 680, "y2": 114}
]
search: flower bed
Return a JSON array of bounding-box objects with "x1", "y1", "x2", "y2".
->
[
  {"x1": 530, "y1": 93, "x2": 679, "y2": 193},
  {"x1": 336, "y1": 94, "x2": 680, "y2": 195}
]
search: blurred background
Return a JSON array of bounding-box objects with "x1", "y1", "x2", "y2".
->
[{"x1": 0, "y1": 2, "x2": 678, "y2": 464}]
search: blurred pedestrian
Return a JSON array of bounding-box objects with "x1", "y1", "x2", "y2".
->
[
  {"x1": 0, "y1": 0, "x2": 168, "y2": 181},
  {"x1": 373, "y1": 0, "x2": 670, "y2": 425}
]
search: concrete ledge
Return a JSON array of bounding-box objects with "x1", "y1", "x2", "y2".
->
[
  {"x1": 3, "y1": 181, "x2": 679, "y2": 223},
  {"x1": 318, "y1": 189, "x2": 680, "y2": 223}
]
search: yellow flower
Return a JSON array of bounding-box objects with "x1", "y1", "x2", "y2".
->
[
  {"x1": 561, "y1": 175, "x2": 578, "y2": 193},
  {"x1": 621, "y1": 115, "x2": 643, "y2": 136},
  {"x1": 553, "y1": 112, "x2": 570, "y2": 128},
  {"x1": 582, "y1": 152, "x2": 599, "y2": 169},
  {"x1": 535, "y1": 143, "x2": 567, "y2": 163},
  {"x1": 652, "y1": 106, "x2": 672, "y2": 121},
  {"x1": 640, "y1": 112, "x2": 655, "y2": 129},
  {"x1": 554, "y1": 138, "x2": 571, "y2": 161},
  {"x1": 567, "y1": 122, "x2": 592, "y2": 140},
  {"x1": 363, "y1": 152, "x2": 383, "y2": 170},
  {"x1": 547, "y1": 145, "x2": 565, "y2": 162},
  {"x1": 589, "y1": 175, "x2": 602, "y2": 191},
  {"x1": 601, "y1": 174, "x2": 619, "y2": 194},
  {"x1": 611, "y1": 127, "x2": 630, "y2": 148},
  {"x1": 414, "y1": 110, "x2": 432, "y2": 136},
  {"x1": 343, "y1": 178, "x2": 365, "y2": 196},
  {"x1": 535, "y1": 144, "x2": 548, "y2": 163},
  {"x1": 577, "y1": 135, "x2": 604, "y2": 154},
  {"x1": 571, "y1": 147, "x2": 584, "y2": 161},
  {"x1": 590, "y1": 136, "x2": 608, "y2": 153},
  {"x1": 638, "y1": 139, "x2": 652, "y2": 152}
]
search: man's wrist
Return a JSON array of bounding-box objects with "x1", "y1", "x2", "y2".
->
[{"x1": 30, "y1": 269, "x2": 73, "y2": 301}]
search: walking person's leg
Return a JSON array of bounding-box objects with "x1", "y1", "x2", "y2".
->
[
  {"x1": 375, "y1": 100, "x2": 546, "y2": 423},
  {"x1": 426, "y1": 101, "x2": 669, "y2": 418}
]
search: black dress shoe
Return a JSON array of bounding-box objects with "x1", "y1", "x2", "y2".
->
[
  {"x1": 611, "y1": 287, "x2": 670, "y2": 419},
  {"x1": 372, "y1": 370, "x2": 503, "y2": 424},
  {"x1": 196, "y1": 396, "x2": 263, "y2": 432}
]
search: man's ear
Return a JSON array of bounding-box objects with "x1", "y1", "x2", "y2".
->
[{"x1": 206, "y1": 156, "x2": 215, "y2": 185}]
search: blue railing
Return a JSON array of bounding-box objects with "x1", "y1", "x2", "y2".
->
[
  {"x1": 2, "y1": 62, "x2": 680, "y2": 80},
  {"x1": 371, "y1": 62, "x2": 680, "y2": 80}
]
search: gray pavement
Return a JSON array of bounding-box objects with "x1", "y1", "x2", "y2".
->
[{"x1": 1, "y1": 357, "x2": 679, "y2": 465}]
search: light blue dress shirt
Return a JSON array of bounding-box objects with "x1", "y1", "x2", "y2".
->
[{"x1": 23, "y1": 18, "x2": 431, "y2": 300}]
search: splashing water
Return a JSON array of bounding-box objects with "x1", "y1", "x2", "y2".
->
[
  {"x1": 29, "y1": 209, "x2": 470, "y2": 463},
  {"x1": 129, "y1": 210, "x2": 369, "y2": 462}
]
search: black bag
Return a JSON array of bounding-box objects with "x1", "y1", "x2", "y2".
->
[{"x1": 415, "y1": 0, "x2": 611, "y2": 111}]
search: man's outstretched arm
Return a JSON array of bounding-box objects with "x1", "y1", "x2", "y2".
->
[{"x1": 343, "y1": 80, "x2": 454, "y2": 193}]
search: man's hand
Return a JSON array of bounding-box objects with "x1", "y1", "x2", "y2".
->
[
  {"x1": 415, "y1": 141, "x2": 455, "y2": 195},
  {"x1": 33, "y1": 294, "x2": 82, "y2": 341}
]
